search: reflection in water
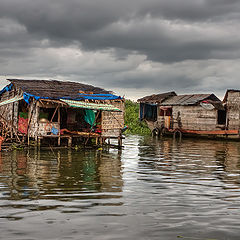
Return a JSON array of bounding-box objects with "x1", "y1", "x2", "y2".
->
[
  {"x1": 138, "y1": 137, "x2": 240, "y2": 187},
  {"x1": 1, "y1": 136, "x2": 240, "y2": 239},
  {"x1": 0, "y1": 148, "x2": 123, "y2": 201}
]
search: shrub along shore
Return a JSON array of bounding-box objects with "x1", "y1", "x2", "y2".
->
[{"x1": 124, "y1": 100, "x2": 151, "y2": 135}]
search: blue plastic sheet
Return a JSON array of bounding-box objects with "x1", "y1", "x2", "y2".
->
[
  {"x1": 0, "y1": 84, "x2": 13, "y2": 95},
  {"x1": 23, "y1": 93, "x2": 42, "y2": 104},
  {"x1": 51, "y1": 126, "x2": 59, "y2": 135},
  {"x1": 24, "y1": 93, "x2": 122, "y2": 104},
  {"x1": 78, "y1": 93, "x2": 121, "y2": 100}
]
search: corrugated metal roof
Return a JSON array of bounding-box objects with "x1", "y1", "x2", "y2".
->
[
  {"x1": 60, "y1": 99, "x2": 122, "y2": 112},
  {"x1": 137, "y1": 91, "x2": 176, "y2": 103},
  {"x1": 0, "y1": 95, "x2": 23, "y2": 106},
  {"x1": 160, "y1": 94, "x2": 215, "y2": 106}
]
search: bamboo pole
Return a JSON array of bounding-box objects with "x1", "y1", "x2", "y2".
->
[{"x1": 58, "y1": 106, "x2": 61, "y2": 146}]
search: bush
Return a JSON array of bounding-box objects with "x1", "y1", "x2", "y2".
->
[{"x1": 124, "y1": 99, "x2": 151, "y2": 135}]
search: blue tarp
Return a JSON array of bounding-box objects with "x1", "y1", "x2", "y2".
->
[
  {"x1": 23, "y1": 93, "x2": 122, "y2": 104},
  {"x1": 78, "y1": 93, "x2": 121, "y2": 100},
  {"x1": 0, "y1": 84, "x2": 13, "y2": 95}
]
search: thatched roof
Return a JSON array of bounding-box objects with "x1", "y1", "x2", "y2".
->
[
  {"x1": 8, "y1": 79, "x2": 113, "y2": 99},
  {"x1": 137, "y1": 91, "x2": 177, "y2": 103}
]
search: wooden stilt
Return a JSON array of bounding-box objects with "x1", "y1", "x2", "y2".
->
[
  {"x1": 68, "y1": 137, "x2": 72, "y2": 147},
  {"x1": 118, "y1": 136, "x2": 122, "y2": 147},
  {"x1": 35, "y1": 136, "x2": 38, "y2": 146},
  {"x1": 37, "y1": 137, "x2": 41, "y2": 148},
  {"x1": 58, "y1": 106, "x2": 61, "y2": 146}
]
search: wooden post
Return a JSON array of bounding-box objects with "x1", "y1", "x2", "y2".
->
[
  {"x1": 27, "y1": 100, "x2": 36, "y2": 146},
  {"x1": 37, "y1": 137, "x2": 41, "y2": 148},
  {"x1": 35, "y1": 136, "x2": 38, "y2": 146},
  {"x1": 68, "y1": 136, "x2": 72, "y2": 147},
  {"x1": 10, "y1": 102, "x2": 13, "y2": 139},
  {"x1": 118, "y1": 136, "x2": 122, "y2": 147},
  {"x1": 58, "y1": 106, "x2": 61, "y2": 146}
]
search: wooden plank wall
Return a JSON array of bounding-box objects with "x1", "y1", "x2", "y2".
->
[
  {"x1": 226, "y1": 92, "x2": 240, "y2": 130},
  {"x1": 28, "y1": 101, "x2": 39, "y2": 138},
  {"x1": 157, "y1": 105, "x2": 219, "y2": 131},
  {"x1": 101, "y1": 100, "x2": 125, "y2": 137},
  {"x1": 0, "y1": 88, "x2": 20, "y2": 129}
]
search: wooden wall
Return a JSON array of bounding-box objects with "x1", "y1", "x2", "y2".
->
[
  {"x1": 0, "y1": 88, "x2": 19, "y2": 133},
  {"x1": 225, "y1": 91, "x2": 240, "y2": 130},
  {"x1": 101, "y1": 100, "x2": 125, "y2": 137},
  {"x1": 172, "y1": 106, "x2": 218, "y2": 131},
  {"x1": 28, "y1": 101, "x2": 39, "y2": 138},
  {"x1": 0, "y1": 87, "x2": 125, "y2": 139},
  {"x1": 157, "y1": 105, "x2": 219, "y2": 131}
]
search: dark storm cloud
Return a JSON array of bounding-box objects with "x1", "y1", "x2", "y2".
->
[
  {"x1": 138, "y1": 0, "x2": 240, "y2": 21},
  {"x1": 0, "y1": 0, "x2": 240, "y2": 98},
  {"x1": 0, "y1": 0, "x2": 240, "y2": 62}
]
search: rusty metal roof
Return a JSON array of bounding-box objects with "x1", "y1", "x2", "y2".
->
[
  {"x1": 137, "y1": 91, "x2": 176, "y2": 103},
  {"x1": 160, "y1": 94, "x2": 220, "y2": 106}
]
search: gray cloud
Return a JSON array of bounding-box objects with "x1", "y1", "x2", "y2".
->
[{"x1": 0, "y1": 0, "x2": 240, "y2": 98}]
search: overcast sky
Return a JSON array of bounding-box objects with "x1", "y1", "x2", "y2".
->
[{"x1": 0, "y1": 0, "x2": 240, "y2": 100}]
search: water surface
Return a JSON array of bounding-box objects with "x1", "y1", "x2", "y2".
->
[{"x1": 0, "y1": 136, "x2": 240, "y2": 239}]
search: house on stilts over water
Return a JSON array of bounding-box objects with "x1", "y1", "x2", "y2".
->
[
  {"x1": 138, "y1": 90, "x2": 240, "y2": 139},
  {"x1": 0, "y1": 79, "x2": 125, "y2": 149}
]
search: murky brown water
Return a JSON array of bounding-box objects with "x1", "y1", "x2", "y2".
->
[{"x1": 0, "y1": 136, "x2": 240, "y2": 240}]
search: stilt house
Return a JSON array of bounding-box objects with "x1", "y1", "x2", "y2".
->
[
  {"x1": 138, "y1": 91, "x2": 240, "y2": 139},
  {"x1": 0, "y1": 79, "x2": 125, "y2": 147}
]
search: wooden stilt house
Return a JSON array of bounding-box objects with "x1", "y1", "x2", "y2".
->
[
  {"x1": 138, "y1": 91, "x2": 240, "y2": 139},
  {"x1": 0, "y1": 79, "x2": 125, "y2": 147}
]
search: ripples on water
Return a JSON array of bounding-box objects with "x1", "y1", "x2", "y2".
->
[{"x1": 0, "y1": 136, "x2": 240, "y2": 239}]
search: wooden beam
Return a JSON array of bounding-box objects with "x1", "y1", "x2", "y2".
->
[{"x1": 58, "y1": 107, "x2": 61, "y2": 146}]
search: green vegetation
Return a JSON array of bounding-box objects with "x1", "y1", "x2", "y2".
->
[{"x1": 124, "y1": 99, "x2": 151, "y2": 135}]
